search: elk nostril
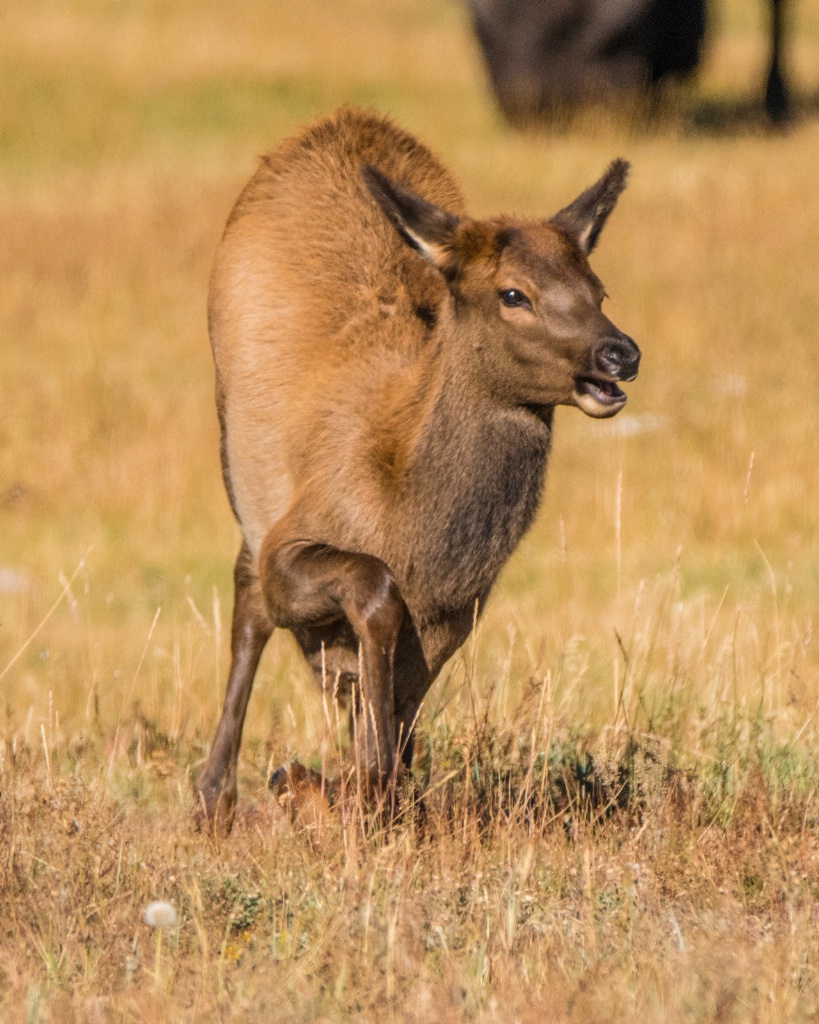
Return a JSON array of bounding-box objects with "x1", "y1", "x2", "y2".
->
[{"x1": 595, "y1": 336, "x2": 641, "y2": 379}]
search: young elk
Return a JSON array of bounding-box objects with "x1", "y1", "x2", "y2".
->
[{"x1": 197, "y1": 108, "x2": 640, "y2": 830}]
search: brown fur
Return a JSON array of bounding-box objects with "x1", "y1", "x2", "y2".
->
[{"x1": 196, "y1": 108, "x2": 641, "y2": 829}]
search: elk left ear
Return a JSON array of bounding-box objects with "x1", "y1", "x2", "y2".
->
[{"x1": 551, "y1": 159, "x2": 630, "y2": 255}]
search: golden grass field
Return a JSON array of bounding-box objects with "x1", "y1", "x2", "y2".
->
[{"x1": 3, "y1": 0, "x2": 819, "y2": 1020}]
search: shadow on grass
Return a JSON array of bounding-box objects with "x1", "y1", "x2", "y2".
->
[
  {"x1": 505, "y1": 87, "x2": 819, "y2": 140},
  {"x1": 686, "y1": 88, "x2": 819, "y2": 136}
]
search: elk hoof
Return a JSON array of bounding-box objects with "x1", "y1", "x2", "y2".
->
[
  {"x1": 193, "y1": 777, "x2": 237, "y2": 834},
  {"x1": 269, "y1": 762, "x2": 333, "y2": 831}
]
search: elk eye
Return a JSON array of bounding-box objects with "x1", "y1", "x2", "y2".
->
[{"x1": 499, "y1": 288, "x2": 531, "y2": 309}]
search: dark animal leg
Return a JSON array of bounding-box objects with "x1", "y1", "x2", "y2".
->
[
  {"x1": 394, "y1": 689, "x2": 425, "y2": 772},
  {"x1": 196, "y1": 542, "x2": 272, "y2": 831},
  {"x1": 765, "y1": 0, "x2": 789, "y2": 124},
  {"x1": 260, "y1": 535, "x2": 406, "y2": 804}
]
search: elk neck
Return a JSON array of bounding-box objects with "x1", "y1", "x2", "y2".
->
[{"x1": 381, "y1": 309, "x2": 554, "y2": 616}]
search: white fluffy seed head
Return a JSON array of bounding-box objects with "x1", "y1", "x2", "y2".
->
[{"x1": 144, "y1": 901, "x2": 177, "y2": 929}]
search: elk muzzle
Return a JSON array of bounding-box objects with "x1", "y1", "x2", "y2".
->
[{"x1": 573, "y1": 331, "x2": 640, "y2": 419}]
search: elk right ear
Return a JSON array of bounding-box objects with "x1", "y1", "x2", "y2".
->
[{"x1": 363, "y1": 165, "x2": 459, "y2": 272}]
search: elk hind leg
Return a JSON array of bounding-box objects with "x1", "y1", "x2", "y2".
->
[{"x1": 196, "y1": 542, "x2": 272, "y2": 831}]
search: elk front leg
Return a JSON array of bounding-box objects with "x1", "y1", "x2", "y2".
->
[
  {"x1": 260, "y1": 536, "x2": 406, "y2": 802},
  {"x1": 196, "y1": 542, "x2": 272, "y2": 831}
]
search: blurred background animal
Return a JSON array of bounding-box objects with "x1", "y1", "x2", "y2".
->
[{"x1": 467, "y1": 0, "x2": 789, "y2": 123}]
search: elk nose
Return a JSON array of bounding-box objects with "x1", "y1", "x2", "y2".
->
[{"x1": 594, "y1": 334, "x2": 641, "y2": 382}]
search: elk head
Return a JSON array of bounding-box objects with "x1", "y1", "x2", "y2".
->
[{"x1": 363, "y1": 160, "x2": 640, "y2": 419}]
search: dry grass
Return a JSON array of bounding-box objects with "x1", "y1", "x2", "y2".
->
[{"x1": 3, "y1": 0, "x2": 819, "y2": 1020}]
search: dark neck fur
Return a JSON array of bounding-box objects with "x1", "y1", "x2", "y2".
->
[{"x1": 395, "y1": 368, "x2": 553, "y2": 619}]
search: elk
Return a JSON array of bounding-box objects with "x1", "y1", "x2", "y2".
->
[{"x1": 196, "y1": 108, "x2": 640, "y2": 829}]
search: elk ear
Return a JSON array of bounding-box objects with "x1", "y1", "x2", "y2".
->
[
  {"x1": 363, "y1": 165, "x2": 459, "y2": 271},
  {"x1": 551, "y1": 159, "x2": 630, "y2": 255}
]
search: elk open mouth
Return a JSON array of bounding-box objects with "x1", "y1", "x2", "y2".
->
[{"x1": 573, "y1": 376, "x2": 628, "y2": 418}]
